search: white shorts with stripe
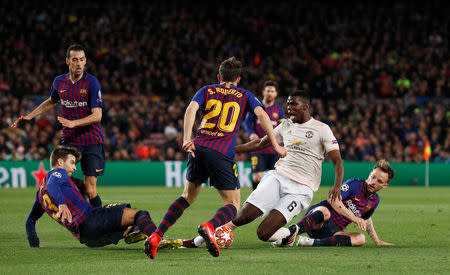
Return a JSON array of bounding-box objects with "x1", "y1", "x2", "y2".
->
[{"x1": 245, "y1": 170, "x2": 313, "y2": 223}]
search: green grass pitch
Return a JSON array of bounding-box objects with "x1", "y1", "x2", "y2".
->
[{"x1": 1, "y1": 186, "x2": 449, "y2": 274}]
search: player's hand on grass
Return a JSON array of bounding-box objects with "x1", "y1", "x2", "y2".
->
[
  {"x1": 353, "y1": 217, "x2": 366, "y2": 231},
  {"x1": 182, "y1": 140, "x2": 196, "y2": 158},
  {"x1": 274, "y1": 145, "x2": 287, "y2": 158},
  {"x1": 10, "y1": 115, "x2": 31, "y2": 128},
  {"x1": 57, "y1": 204, "x2": 72, "y2": 224},
  {"x1": 376, "y1": 240, "x2": 394, "y2": 246},
  {"x1": 57, "y1": 116, "x2": 77, "y2": 128}
]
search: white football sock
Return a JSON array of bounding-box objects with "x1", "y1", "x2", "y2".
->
[{"x1": 193, "y1": 235, "x2": 204, "y2": 247}]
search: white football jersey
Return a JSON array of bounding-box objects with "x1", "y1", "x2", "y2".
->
[{"x1": 273, "y1": 118, "x2": 339, "y2": 192}]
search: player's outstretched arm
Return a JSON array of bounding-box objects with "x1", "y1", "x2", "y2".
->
[
  {"x1": 11, "y1": 97, "x2": 59, "y2": 128},
  {"x1": 57, "y1": 107, "x2": 102, "y2": 128},
  {"x1": 235, "y1": 136, "x2": 271, "y2": 153},
  {"x1": 253, "y1": 106, "x2": 286, "y2": 158},
  {"x1": 365, "y1": 218, "x2": 394, "y2": 246},
  {"x1": 25, "y1": 192, "x2": 45, "y2": 248},
  {"x1": 327, "y1": 150, "x2": 344, "y2": 203}
]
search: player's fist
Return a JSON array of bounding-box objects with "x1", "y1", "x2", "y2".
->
[
  {"x1": 249, "y1": 133, "x2": 259, "y2": 140},
  {"x1": 182, "y1": 139, "x2": 196, "y2": 158}
]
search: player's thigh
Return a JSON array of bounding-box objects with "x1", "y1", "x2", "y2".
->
[
  {"x1": 206, "y1": 150, "x2": 240, "y2": 190},
  {"x1": 245, "y1": 170, "x2": 281, "y2": 216},
  {"x1": 185, "y1": 149, "x2": 208, "y2": 184},
  {"x1": 275, "y1": 180, "x2": 314, "y2": 224},
  {"x1": 79, "y1": 144, "x2": 105, "y2": 177},
  {"x1": 79, "y1": 204, "x2": 129, "y2": 243}
]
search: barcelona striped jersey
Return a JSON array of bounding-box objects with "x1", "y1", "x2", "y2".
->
[
  {"x1": 38, "y1": 168, "x2": 94, "y2": 240},
  {"x1": 50, "y1": 72, "x2": 104, "y2": 145},
  {"x1": 244, "y1": 102, "x2": 285, "y2": 154},
  {"x1": 314, "y1": 178, "x2": 380, "y2": 231},
  {"x1": 192, "y1": 84, "x2": 263, "y2": 159}
]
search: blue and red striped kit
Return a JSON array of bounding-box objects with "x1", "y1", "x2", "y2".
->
[
  {"x1": 38, "y1": 168, "x2": 94, "y2": 240},
  {"x1": 192, "y1": 84, "x2": 262, "y2": 159},
  {"x1": 50, "y1": 72, "x2": 104, "y2": 145}
]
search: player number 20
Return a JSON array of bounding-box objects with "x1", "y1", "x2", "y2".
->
[
  {"x1": 287, "y1": 201, "x2": 297, "y2": 212},
  {"x1": 200, "y1": 99, "x2": 240, "y2": 132}
]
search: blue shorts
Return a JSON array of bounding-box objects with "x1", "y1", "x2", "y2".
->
[
  {"x1": 250, "y1": 153, "x2": 279, "y2": 173},
  {"x1": 64, "y1": 144, "x2": 105, "y2": 177},
  {"x1": 186, "y1": 145, "x2": 239, "y2": 190},
  {"x1": 79, "y1": 203, "x2": 130, "y2": 247},
  {"x1": 306, "y1": 206, "x2": 341, "y2": 239}
]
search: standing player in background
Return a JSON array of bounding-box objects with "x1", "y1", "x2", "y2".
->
[
  {"x1": 145, "y1": 57, "x2": 287, "y2": 259},
  {"x1": 244, "y1": 80, "x2": 285, "y2": 190},
  {"x1": 11, "y1": 44, "x2": 105, "y2": 208},
  {"x1": 25, "y1": 146, "x2": 157, "y2": 248},
  {"x1": 288, "y1": 160, "x2": 394, "y2": 247}
]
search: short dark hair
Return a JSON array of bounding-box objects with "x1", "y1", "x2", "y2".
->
[
  {"x1": 374, "y1": 159, "x2": 395, "y2": 182},
  {"x1": 66, "y1": 44, "x2": 86, "y2": 59},
  {"x1": 218, "y1": 57, "x2": 242, "y2": 82},
  {"x1": 50, "y1": 146, "x2": 81, "y2": 167},
  {"x1": 288, "y1": 90, "x2": 311, "y2": 105},
  {"x1": 264, "y1": 80, "x2": 277, "y2": 90}
]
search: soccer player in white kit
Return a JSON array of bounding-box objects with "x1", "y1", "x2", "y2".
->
[{"x1": 229, "y1": 90, "x2": 344, "y2": 245}]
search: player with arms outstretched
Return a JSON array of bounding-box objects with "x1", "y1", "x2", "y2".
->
[
  {"x1": 287, "y1": 160, "x2": 394, "y2": 247},
  {"x1": 12, "y1": 44, "x2": 105, "y2": 208},
  {"x1": 244, "y1": 80, "x2": 285, "y2": 190},
  {"x1": 145, "y1": 57, "x2": 286, "y2": 259},
  {"x1": 25, "y1": 146, "x2": 157, "y2": 248}
]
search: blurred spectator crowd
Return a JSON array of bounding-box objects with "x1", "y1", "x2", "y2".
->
[{"x1": 0, "y1": 1, "x2": 449, "y2": 163}]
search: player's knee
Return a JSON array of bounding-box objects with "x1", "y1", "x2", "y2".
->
[
  {"x1": 256, "y1": 227, "x2": 271, "y2": 242},
  {"x1": 352, "y1": 233, "x2": 366, "y2": 246},
  {"x1": 313, "y1": 206, "x2": 330, "y2": 220}
]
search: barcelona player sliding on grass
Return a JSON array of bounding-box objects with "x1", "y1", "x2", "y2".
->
[
  {"x1": 145, "y1": 57, "x2": 286, "y2": 259},
  {"x1": 25, "y1": 146, "x2": 157, "y2": 248},
  {"x1": 277, "y1": 159, "x2": 395, "y2": 247}
]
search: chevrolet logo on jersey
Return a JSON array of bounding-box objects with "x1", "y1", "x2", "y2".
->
[{"x1": 292, "y1": 140, "x2": 306, "y2": 146}]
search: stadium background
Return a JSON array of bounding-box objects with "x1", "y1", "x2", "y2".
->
[{"x1": 0, "y1": 1, "x2": 448, "y2": 187}]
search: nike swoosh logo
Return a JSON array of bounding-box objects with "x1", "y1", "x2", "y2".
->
[{"x1": 95, "y1": 169, "x2": 104, "y2": 172}]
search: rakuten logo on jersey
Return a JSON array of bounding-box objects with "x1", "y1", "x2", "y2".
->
[
  {"x1": 61, "y1": 99, "x2": 87, "y2": 108},
  {"x1": 345, "y1": 200, "x2": 361, "y2": 217}
]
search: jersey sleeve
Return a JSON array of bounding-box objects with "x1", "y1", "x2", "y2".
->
[
  {"x1": 321, "y1": 124, "x2": 339, "y2": 153},
  {"x1": 50, "y1": 78, "x2": 60, "y2": 100},
  {"x1": 46, "y1": 172, "x2": 69, "y2": 205},
  {"x1": 89, "y1": 77, "x2": 103, "y2": 108},
  {"x1": 25, "y1": 191, "x2": 45, "y2": 247},
  {"x1": 244, "y1": 112, "x2": 256, "y2": 136},
  {"x1": 192, "y1": 86, "x2": 206, "y2": 106},
  {"x1": 340, "y1": 179, "x2": 356, "y2": 200}
]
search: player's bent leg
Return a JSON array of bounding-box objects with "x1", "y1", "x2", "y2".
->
[
  {"x1": 232, "y1": 202, "x2": 263, "y2": 227},
  {"x1": 85, "y1": 175, "x2": 102, "y2": 207},
  {"x1": 335, "y1": 232, "x2": 365, "y2": 246},
  {"x1": 181, "y1": 180, "x2": 203, "y2": 204},
  {"x1": 257, "y1": 209, "x2": 287, "y2": 242}
]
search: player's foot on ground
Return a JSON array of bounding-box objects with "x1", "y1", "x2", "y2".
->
[
  {"x1": 198, "y1": 222, "x2": 220, "y2": 257},
  {"x1": 144, "y1": 233, "x2": 161, "y2": 259},
  {"x1": 297, "y1": 235, "x2": 314, "y2": 247},
  {"x1": 282, "y1": 224, "x2": 299, "y2": 246},
  {"x1": 124, "y1": 230, "x2": 147, "y2": 244},
  {"x1": 158, "y1": 238, "x2": 184, "y2": 250}
]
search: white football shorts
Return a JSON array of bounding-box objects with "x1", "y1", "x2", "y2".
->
[{"x1": 245, "y1": 170, "x2": 313, "y2": 223}]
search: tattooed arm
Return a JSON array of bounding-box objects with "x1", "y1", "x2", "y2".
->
[{"x1": 365, "y1": 217, "x2": 394, "y2": 246}]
